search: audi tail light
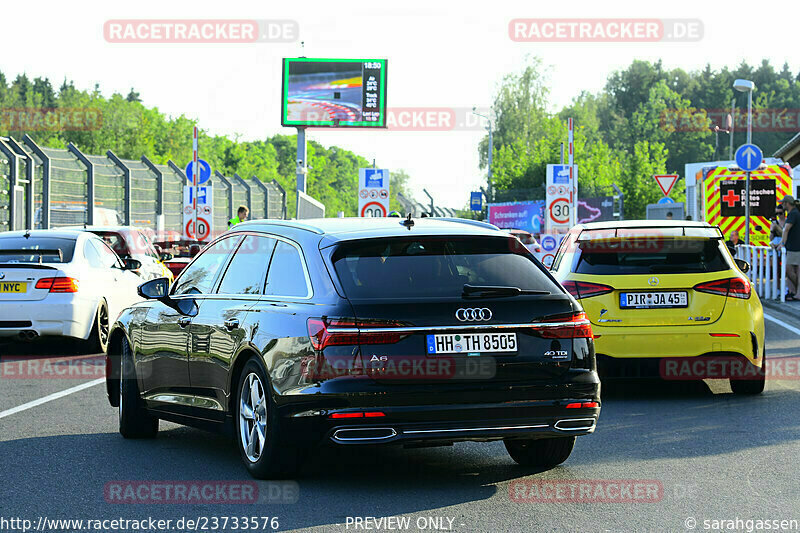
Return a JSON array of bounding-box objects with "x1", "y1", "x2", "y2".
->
[
  {"x1": 535, "y1": 312, "x2": 594, "y2": 339},
  {"x1": 561, "y1": 280, "x2": 614, "y2": 299},
  {"x1": 307, "y1": 317, "x2": 411, "y2": 351},
  {"x1": 694, "y1": 277, "x2": 751, "y2": 299},
  {"x1": 35, "y1": 277, "x2": 79, "y2": 293}
]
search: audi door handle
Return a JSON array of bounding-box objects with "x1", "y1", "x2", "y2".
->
[
  {"x1": 224, "y1": 318, "x2": 240, "y2": 330},
  {"x1": 178, "y1": 316, "x2": 191, "y2": 328}
]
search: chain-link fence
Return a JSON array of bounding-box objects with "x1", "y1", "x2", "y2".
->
[
  {"x1": 0, "y1": 135, "x2": 287, "y2": 235},
  {"x1": 0, "y1": 144, "x2": 10, "y2": 232}
]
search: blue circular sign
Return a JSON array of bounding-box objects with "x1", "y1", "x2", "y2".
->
[
  {"x1": 185, "y1": 160, "x2": 211, "y2": 185},
  {"x1": 658, "y1": 197, "x2": 675, "y2": 204},
  {"x1": 735, "y1": 144, "x2": 763, "y2": 172},
  {"x1": 541, "y1": 235, "x2": 558, "y2": 252}
]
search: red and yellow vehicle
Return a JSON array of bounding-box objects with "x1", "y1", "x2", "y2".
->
[{"x1": 702, "y1": 163, "x2": 792, "y2": 245}]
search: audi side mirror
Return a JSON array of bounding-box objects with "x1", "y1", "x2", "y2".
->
[
  {"x1": 159, "y1": 252, "x2": 174, "y2": 262},
  {"x1": 138, "y1": 277, "x2": 169, "y2": 299},
  {"x1": 735, "y1": 259, "x2": 750, "y2": 273}
]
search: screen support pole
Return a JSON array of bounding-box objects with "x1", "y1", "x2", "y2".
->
[{"x1": 296, "y1": 126, "x2": 307, "y2": 218}]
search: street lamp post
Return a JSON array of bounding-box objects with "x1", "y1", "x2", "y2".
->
[
  {"x1": 733, "y1": 79, "x2": 756, "y2": 245},
  {"x1": 472, "y1": 107, "x2": 493, "y2": 203}
]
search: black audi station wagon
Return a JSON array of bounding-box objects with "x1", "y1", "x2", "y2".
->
[{"x1": 106, "y1": 217, "x2": 600, "y2": 478}]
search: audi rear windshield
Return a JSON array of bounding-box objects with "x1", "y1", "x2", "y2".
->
[
  {"x1": 0, "y1": 236, "x2": 76, "y2": 263},
  {"x1": 574, "y1": 237, "x2": 731, "y2": 275},
  {"x1": 331, "y1": 236, "x2": 557, "y2": 299}
]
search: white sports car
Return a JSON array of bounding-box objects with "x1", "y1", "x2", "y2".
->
[{"x1": 0, "y1": 230, "x2": 144, "y2": 352}]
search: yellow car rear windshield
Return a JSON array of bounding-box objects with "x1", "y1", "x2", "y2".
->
[{"x1": 575, "y1": 237, "x2": 730, "y2": 275}]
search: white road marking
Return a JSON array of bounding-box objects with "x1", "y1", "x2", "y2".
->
[
  {"x1": 0, "y1": 378, "x2": 104, "y2": 420},
  {"x1": 764, "y1": 313, "x2": 800, "y2": 337}
]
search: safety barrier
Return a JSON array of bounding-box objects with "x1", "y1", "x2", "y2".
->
[
  {"x1": 736, "y1": 245, "x2": 786, "y2": 302},
  {"x1": 0, "y1": 134, "x2": 287, "y2": 234}
]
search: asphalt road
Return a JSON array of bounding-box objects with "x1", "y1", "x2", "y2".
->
[{"x1": 2, "y1": 313, "x2": 799, "y2": 533}]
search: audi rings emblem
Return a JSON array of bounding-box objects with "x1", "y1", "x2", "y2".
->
[{"x1": 455, "y1": 308, "x2": 492, "y2": 321}]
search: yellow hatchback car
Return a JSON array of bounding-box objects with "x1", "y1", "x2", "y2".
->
[{"x1": 550, "y1": 221, "x2": 765, "y2": 394}]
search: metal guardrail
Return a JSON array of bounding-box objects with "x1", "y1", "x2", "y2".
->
[
  {"x1": 736, "y1": 245, "x2": 787, "y2": 302},
  {"x1": 0, "y1": 134, "x2": 287, "y2": 234}
]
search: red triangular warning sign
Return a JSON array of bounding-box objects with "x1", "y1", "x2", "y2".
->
[{"x1": 654, "y1": 174, "x2": 679, "y2": 197}]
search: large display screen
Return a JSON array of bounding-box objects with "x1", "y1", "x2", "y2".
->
[{"x1": 281, "y1": 58, "x2": 387, "y2": 128}]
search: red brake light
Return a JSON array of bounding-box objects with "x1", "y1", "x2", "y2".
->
[
  {"x1": 561, "y1": 280, "x2": 614, "y2": 299},
  {"x1": 566, "y1": 401, "x2": 599, "y2": 409},
  {"x1": 35, "y1": 277, "x2": 79, "y2": 293},
  {"x1": 694, "y1": 277, "x2": 751, "y2": 299},
  {"x1": 307, "y1": 317, "x2": 409, "y2": 350},
  {"x1": 328, "y1": 411, "x2": 386, "y2": 419},
  {"x1": 536, "y1": 312, "x2": 594, "y2": 339}
]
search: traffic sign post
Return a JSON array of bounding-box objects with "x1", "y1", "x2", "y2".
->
[
  {"x1": 192, "y1": 127, "x2": 198, "y2": 245},
  {"x1": 654, "y1": 174, "x2": 679, "y2": 197},
  {"x1": 183, "y1": 185, "x2": 213, "y2": 241},
  {"x1": 185, "y1": 160, "x2": 211, "y2": 185},
  {"x1": 545, "y1": 164, "x2": 578, "y2": 233},
  {"x1": 567, "y1": 118, "x2": 575, "y2": 226},
  {"x1": 470, "y1": 192, "x2": 482, "y2": 212},
  {"x1": 735, "y1": 143, "x2": 764, "y2": 245},
  {"x1": 358, "y1": 168, "x2": 390, "y2": 217}
]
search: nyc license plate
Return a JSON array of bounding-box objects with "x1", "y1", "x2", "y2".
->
[
  {"x1": 620, "y1": 291, "x2": 687, "y2": 309},
  {"x1": 426, "y1": 333, "x2": 517, "y2": 354},
  {"x1": 0, "y1": 281, "x2": 26, "y2": 293}
]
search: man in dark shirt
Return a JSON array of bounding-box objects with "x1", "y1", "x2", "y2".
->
[
  {"x1": 779, "y1": 195, "x2": 800, "y2": 300},
  {"x1": 726, "y1": 230, "x2": 741, "y2": 257}
]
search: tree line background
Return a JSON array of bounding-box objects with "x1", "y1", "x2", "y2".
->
[
  {"x1": 2, "y1": 58, "x2": 800, "y2": 220},
  {"x1": 0, "y1": 72, "x2": 411, "y2": 218},
  {"x1": 479, "y1": 58, "x2": 800, "y2": 218}
]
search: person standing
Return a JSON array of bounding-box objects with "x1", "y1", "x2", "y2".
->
[
  {"x1": 726, "y1": 230, "x2": 741, "y2": 257},
  {"x1": 779, "y1": 195, "x2": 800, "y2": 300},
  {"x1": 228, "y1": 205, "x2": 249, "y2": 228},
  {"x1": 770, "y1": 205, "x2": 786, "y2": 248}
]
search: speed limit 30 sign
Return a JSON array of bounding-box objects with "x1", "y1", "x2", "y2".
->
[
  {"x1": 545, "y1": 164, "x2": 577, "y2": 231},
  {"x1": 549, "y1": 198, "x2": 570, "y2": 225},
  {"x1": 360, "y1": 201, "x2": 387, "y2": 218}
]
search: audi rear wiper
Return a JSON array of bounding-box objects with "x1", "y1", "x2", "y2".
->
[{"x1": 462, "y1": 284, "x2": 550, "y2": 298}]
